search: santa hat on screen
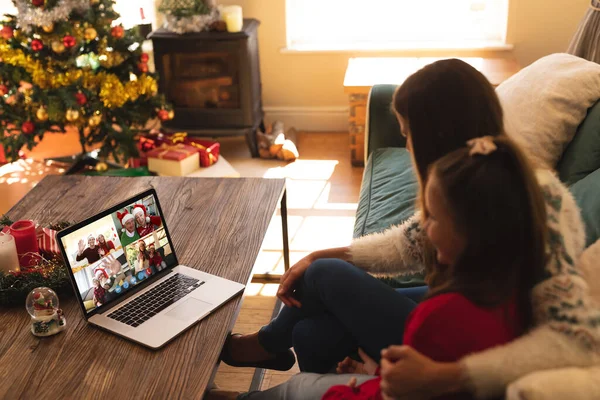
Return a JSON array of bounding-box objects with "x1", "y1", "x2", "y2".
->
[
  {"x1": 132, "y1": 204, "x2": 150, "y2": 223},
  {"x1": 117, "y1": 210, "x2": 135, "y2": 232}
]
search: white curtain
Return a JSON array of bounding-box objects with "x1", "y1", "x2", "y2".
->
[{"x1": 568, "y1": 1, "x2": 600, "y2": 63}]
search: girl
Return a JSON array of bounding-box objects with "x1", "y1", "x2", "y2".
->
[
  {"x1": 92, "y1": 278, "x2": 106, "y2": 307},
  {"x1": 222, "y1": 59, "x2": 598, "y2": 398},
  {"x1": 97, "y1": 234, "x2": 115, "y2": 257},
  {"x1": 148, "y1": 243, "x2": 166, "y2": 272},
  {"x1": 319, "y1": 135, "x2": 546, "y2": 400}
]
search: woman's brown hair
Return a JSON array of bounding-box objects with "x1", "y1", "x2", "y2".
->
[
  {"x1": 393, "y1": 59, "x2": 504, "y2": 204},
  {"x1": 426, "y1": 136, "x2": 547, "y2": 332}
]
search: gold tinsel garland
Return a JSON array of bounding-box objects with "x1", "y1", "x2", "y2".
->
[{"x1": 0, "y1": 44, "x2": 158, "y2": 108}]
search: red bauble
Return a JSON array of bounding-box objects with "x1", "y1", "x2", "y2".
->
[
  {"x1": 157, "y1": 110, "x2": 169, "y2": 121},
  {"x1": 75, "y1": 92, "x2": 87, "y2": 105},
  {"x1": 140, "y1": 53, "x2": 149, "y2": 63},
  {"x1": 0, "y1": 84, "x2": 8, "y2": 96},
  {"x1": 22, "y1": 121, "x2": 35, "y2": 135},
  {"x1": 31, "y1": 0, "x2": 45, "y2": 6},
  {"x1": 63, "y1": 35, "x2": 76, "y2": 48},
  {"x1": 0, "y1": 26, "x2": 13, "y2": 40},
  {"x1": 31, "y1": 39, "x2": 43, "y2": 52},
  {"x1": 137, "y1": 62, "x2": 148, "y2": 73},
  {"x1": 111, "y1": 26, "x2": 124, "y2": 39}
]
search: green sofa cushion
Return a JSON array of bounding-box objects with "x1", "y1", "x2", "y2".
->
[
  {"x1": 557, "y1": 100, "x2": 600, "y2": 186},
  {"x1": 354, "y1": 148, "x2": 425, "y2": 288},
  {"x1": 366, "y1": 85, "x2": 406, "y2": 158},
  {"x1": 570, "y1": 167, "x2": 600, "y2": 247},
  {"x1": 354, "y1": 148, "x2": 418, "y2": 238}
]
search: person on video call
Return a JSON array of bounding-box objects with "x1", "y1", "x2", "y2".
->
[
  {"x1": 118, "y1": 210, "x2": 140, "y2": 247},
  {"x1": 148, "y1": 243, "x2": 167, "y2": 272},
  {"x1": 76, "y1": 235, "x2": 101, "y2": 264},
  {"x1": 133, "y1": 204, "x2": 162, "y2": 238},
  {"x1": 97, "y1": 234, "x2": 116, "y2": 257},
  {"x1": 135, "y1": 240, "x2": 150, "y2": 273}
]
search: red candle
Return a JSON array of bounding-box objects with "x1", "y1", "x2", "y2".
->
[{"x1": 9, "y1": 220, "x2": 39, "y2": 268}]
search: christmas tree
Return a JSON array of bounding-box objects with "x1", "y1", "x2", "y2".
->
[{"x1": 0, "y1": 0, "x2": 174, "y2": 163}]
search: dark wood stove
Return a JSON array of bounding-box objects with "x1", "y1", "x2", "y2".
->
[{"x1": 149, "y1": 19, "x2": 264, "y2": 157}]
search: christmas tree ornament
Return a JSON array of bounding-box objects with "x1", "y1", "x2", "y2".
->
[
  {"x1": 168, "y1": 110, "x2": 175, "y2": 120},
  {"x1": 26, "y1": 287, "x2": 66, "y2": 337},
  {"x1": 42, "y1": 23, "x2": 54, "y2": 33},
  {"x1": 157, "y1": 109, "x2": 169, "y2": 121},
  {"x1": 90, "y1": 0, "x2": 100, "y2": 4},
  {"x1": 138, "y1": 62, "x2": 148, "y2": 73},
  {"x1": 65, "y1": 109, "x2": 80, "y2": 122},
  {"x1": 36, "y1": 107, "x2": 49, "y2": 121},
  {"x1": 51, "y1": 40, "x2": 65, "y2": 53},
  {"x1": 140, "y1": 53, "x2": 149, "y2": 63},
  {"x1": 0, "y1": 26, "x2": 14, "y2": 40},
  {"x1": 88, "y1": 113, "x2": 102, "y2": 127},
  {"x1": 31, "y1": 39, "x2": 43, "y2": 51},
  {"x1": 111, "y1": 25, "x2": 124, "y2": 39},
  {"x1": 0, "y1": 84, "x2": 8, "y2": 96},
  {"x1": 22, "y1": 121, "x2": 35, "y2": 134},
  {"x1": 75, "y1": 92, "x2": 87, "y2": 105},
  {"x1": 31, "y1": 0, "x2": 45, "y2": 7},
  {"x1": 84, "y1": 27, "x2": 97, "y2": 41},
  {"x1": 62, "y1": 35, "x2": 76, "y2": 49},
  {"x1": 95, "y1": 161, "x2": 108, "y2": 172}
]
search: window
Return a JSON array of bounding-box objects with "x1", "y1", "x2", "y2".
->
[
  {"x1": 0, "y1": 0, "x2": 17, "y2": 15},
  {"x1": 286, "y1": 0, "x2": 509, "y2": 51}
]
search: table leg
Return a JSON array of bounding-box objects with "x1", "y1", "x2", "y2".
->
[{"x1": 281, "y1": 189, "x2": 290, "y2": 272}]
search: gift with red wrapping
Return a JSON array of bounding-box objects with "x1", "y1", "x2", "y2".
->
[
  {"x1": 183, "y1": 138, "x2": 220, "y2": 167},
  {"x1": 147, "y1": 143, "x2": 200, "y2": 176}
]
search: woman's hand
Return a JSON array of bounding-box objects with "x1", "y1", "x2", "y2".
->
[
  {"x1": 277, "y1": 253, "x2": 315, "y2": 307},
  {"x1": 379, "y1": 346, "x2": 465, "y2": 400},
  {"x1": 337, "y1": 348, "x2": 378, "y2": 375}
]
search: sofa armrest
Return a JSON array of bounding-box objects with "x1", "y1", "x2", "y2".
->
[{"x1": 365, "y1": 84, "x2": 406, "y2": 163}]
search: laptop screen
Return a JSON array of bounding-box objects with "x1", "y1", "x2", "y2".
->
[{"x1": 59, "y1": 191, "x2": 177, "y2": 314}]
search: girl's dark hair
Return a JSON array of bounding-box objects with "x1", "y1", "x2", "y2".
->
[
  {"x1": 393, "y1": 59, "x2": 504, "y2": 208},
  {"x1": 426, "y1": 136, "x2": 547, "y2": 332}
]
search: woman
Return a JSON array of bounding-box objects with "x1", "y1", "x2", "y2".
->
[
  {"x1": 97, "y1": 234, "x2": 115, "y2": 257},
  {"x1": 222, "y1": 59, "x2": 600, "y2": 398}
]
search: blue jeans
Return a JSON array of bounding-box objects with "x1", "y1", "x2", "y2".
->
[{"x1": 258, "y1": 258, "x2": 428, "y2": 373}]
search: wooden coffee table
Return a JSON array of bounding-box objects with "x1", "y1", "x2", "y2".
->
[{"x1": 0, "y1": 175, "x2": 289, "y2": 399}]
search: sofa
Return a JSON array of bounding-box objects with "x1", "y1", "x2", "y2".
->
[
  {"x1": 353, "y1": 83, "x2": 600, "y2": 288},
  {"x1": 352, "y1": 81, "x2": 600, "y2": 399}
]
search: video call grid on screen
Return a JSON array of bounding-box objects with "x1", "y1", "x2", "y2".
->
[{"x1": 60, "y1": 194, "x2": 175, "y2": 313}]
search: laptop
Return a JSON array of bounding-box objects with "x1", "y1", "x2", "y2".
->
[{"x1": 57, "y1": 188, "x2": 245, "y2": 349}]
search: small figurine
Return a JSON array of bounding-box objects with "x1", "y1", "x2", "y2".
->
[{"x1": 26, "y1": 287, "x2": 67, "y2": 337}]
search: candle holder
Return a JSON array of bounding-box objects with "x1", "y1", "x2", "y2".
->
[{"x1": 25, "y1": 287, "x2": 66, "y2": 337}]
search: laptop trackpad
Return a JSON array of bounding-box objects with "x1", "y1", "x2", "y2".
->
[{"x1": 166, "y1": 298, "x2": 212, "y2": 321}]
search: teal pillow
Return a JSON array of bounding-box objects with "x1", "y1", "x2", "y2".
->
[
  {"x1": 557, "y1": 100, "x2": 600, "y2": 186},
  {"x1": 570, "y1": 167, "x2": 600, "y2": 247},
  {"x1": 354, "y1": 148, "x2": 418, "y2": 238}
]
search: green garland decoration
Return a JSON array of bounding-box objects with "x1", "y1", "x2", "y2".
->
[{"x1": 0, "y1": 216, "x2": 73, "y2": 307}]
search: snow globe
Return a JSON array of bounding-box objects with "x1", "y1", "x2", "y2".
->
[{"x1": 25, "y1": 287, "x2": 66, "y2": 337}]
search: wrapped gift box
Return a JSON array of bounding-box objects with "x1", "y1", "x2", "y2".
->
[
  {"x1": 185, "y1": 139, "x2": 220, "y2": 167},
  {"x1": 147, "y1": 143, "x2": 200, "y2": 176}
]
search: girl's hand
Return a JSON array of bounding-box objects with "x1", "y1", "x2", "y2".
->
[
  {"x1": 379, "y1": 346, "x2": 464, "y2": 400},
  {"x1": 337, "y1": 348, "x2": 378, "y2": 375},
  {"x1": 102, "y1": 254, "x2": 122, "y2": 276},
  {"x1": 277, "y1": 254, "x2": 315, "y2": 307}
]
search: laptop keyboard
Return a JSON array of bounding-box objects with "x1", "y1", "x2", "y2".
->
[{"x1": 107, "y1": 273, "x2": 204, "y2": 328}]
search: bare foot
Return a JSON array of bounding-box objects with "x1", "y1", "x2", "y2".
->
[{"x1": 227, "y1": 332, "x2": 274, "y2": 363}]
